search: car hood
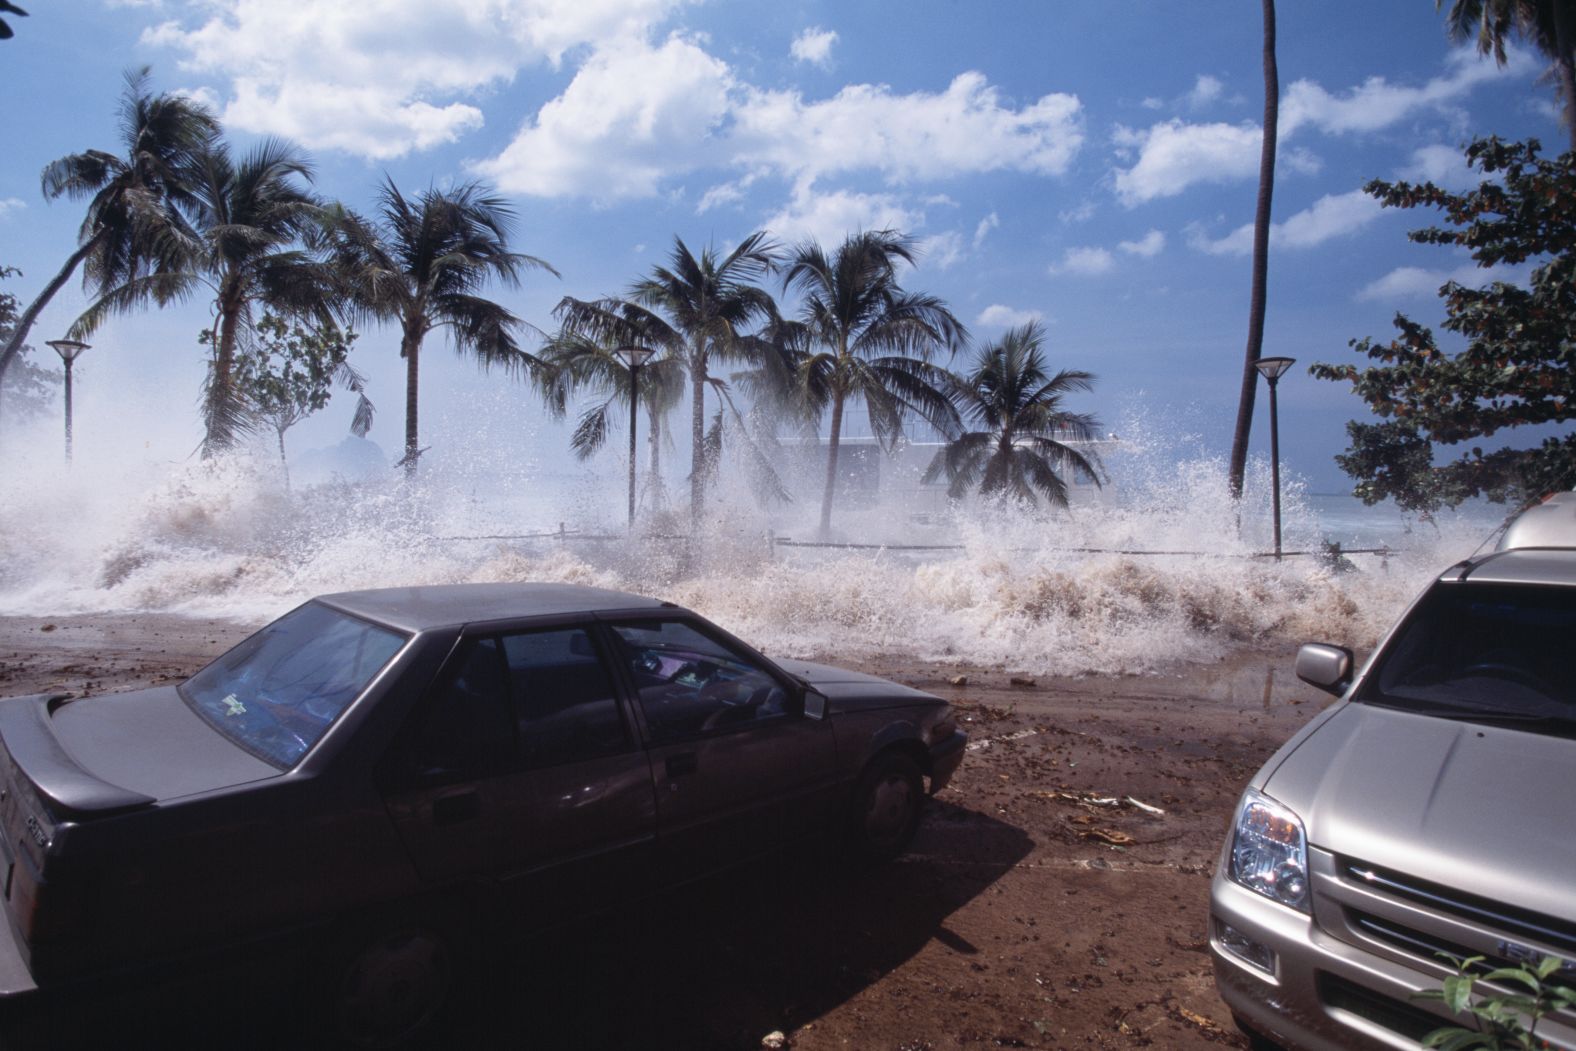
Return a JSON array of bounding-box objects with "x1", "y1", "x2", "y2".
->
[
  {"x1": 1263, "y1": 702, "x2": 1575, "y2": 921},
  {"x1": 2, "y1": 686, "x2": 279, "y2": 816},
  {"x1": 775, "y1": 659, "x2": 941, "y2": 712}
]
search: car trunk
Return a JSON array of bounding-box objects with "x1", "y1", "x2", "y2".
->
[{"x1": 0, "y1": 690, "x2": 280, "y2": 980}]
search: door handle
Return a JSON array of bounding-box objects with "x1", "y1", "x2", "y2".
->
[
  {"x1": 432, "y1": 791, "x2": 480, "y2": 826},
  {"x1": 665, "y1": 752, "x2": 698, "y2": 779}
]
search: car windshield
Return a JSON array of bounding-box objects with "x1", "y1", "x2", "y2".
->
[
  {"x1": 181, "y1": 603, "x2": 408, "y2": 768},
  {"x1": 1358, "y1": 582, "x2": 1576, "y2": 730}
]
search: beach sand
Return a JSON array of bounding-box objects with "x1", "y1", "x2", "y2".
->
[{"x1": 0, "y1": 613, "x2": 1339, "y2": 1049}]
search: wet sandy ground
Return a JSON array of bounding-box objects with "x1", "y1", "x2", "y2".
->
[{"x1": 0, "y1": 614, "x2": 1339, "y2": 1049}]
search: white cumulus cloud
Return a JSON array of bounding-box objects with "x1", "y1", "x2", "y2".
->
[
  {"x1": 0, "y1": 197, "x2": 25, "y2": 221},
  {"x1": 791, "y1": 26, "x2": 837, "y2": 66},
  {"x1": 977, "y1": 304, "x2": 1043, "y2": 328},
  {"x1": 141, "y1": 0, "x2": 689, "y2": 158},
  {"x1": 973, "y1": 211, "x2": 1000, "y2": 249},
  {"x1": 1118, "y1": 229, "x2": 1165, "y2": 257},
  {"x1": 763, "y1": 184, "x2": 925, "y2": 248},
  {"x1": 1356, "y1": 261, "x2": 1531, "y2": 302},
  {"x1": 733, "y1": 72, "x2": 1083, "y2": 187},
  {"x1": 1281, "y1": 47, "x2": 1535, "y2": 137},
  {"x1": 1050, "y1": 246, "x2": 1115, "y2": 276},
  {"x1": 477, "y1": 33, "x2": 734, "y2": 200},
  {"x1": 1188, "y1": 190, "x2": 1382, "y2": 256}
]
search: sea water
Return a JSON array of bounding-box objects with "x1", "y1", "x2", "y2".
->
[{"x1": 0, "y1": 430, "x2": 1512, "y2": 675}]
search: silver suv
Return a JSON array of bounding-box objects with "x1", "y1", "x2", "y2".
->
[{"x1": 1210, "y1": 492, "x2": 1576, "y2": 1051}]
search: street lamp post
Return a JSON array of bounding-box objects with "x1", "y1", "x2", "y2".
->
[
  {"x1": 1253, "y1": 356, "x2": 1296, "y2": 560},
  {"x1": 613, "y1": 346, "x2": 655, "y2": 529},
  {"x1": 45, "y1": 339, "x2": 91, "y2": 464}
]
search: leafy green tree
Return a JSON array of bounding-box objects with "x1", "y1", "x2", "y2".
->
[
  {"x1": 923, "y1": 321, "x2": 1102, "y2": 506},
  {"x1": 778, "y1": 230, "x2": 964, "y2": 536},
  {"x1": 0, "y1": 267, "x2": 60, "y2": 429},
  {"x1": 1312, "y1": 137, "x2": 1576, "y2": 511},
  {"x1": 1228, "y1": 0, "x2": 1282, "y2": 499},
  {"x1": 74, "y1": 137, "x2": 337, "y2": 455},
  {"x1": 225, "y1": 312, "x2": 372, "y2": 487},
  {"x1": 1439, "y1": 0, "x2": 1576, "y2": 147},
  {"x1": 555, "y1": 233, "x2": 779, "y2": 521},
  {"x1": 330, "y1": 179, "x2": 556, "y2": 476},
  {"x1": 0, "y1": 69, "x2": 218, "y2": 421}
]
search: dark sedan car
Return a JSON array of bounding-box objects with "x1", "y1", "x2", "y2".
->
[{"x1": 0, "y1": 583, "x2": 965, "y2": 1045}]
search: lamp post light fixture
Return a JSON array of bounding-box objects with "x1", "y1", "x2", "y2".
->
[
  {"x1": 612, "y1": 345, "x2": 656, "y2": 529},
  {"x1": 45, "y1": 339, "x2": 91, "y2": 464},
  {"x1": 1253, "y1": 356, "x2": 1296, "y2": 560}
]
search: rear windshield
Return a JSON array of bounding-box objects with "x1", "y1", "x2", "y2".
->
[
  {"x1": 181, "y1": 603, "x2": 408, "y2": 768},
  {"x1": 1358, "y1": 582, "x2": 1576, "y2": 731}
]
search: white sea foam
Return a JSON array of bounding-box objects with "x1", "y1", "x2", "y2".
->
[{"x1": 0, "y1": 423, "x2": 1506, "y2": 675}]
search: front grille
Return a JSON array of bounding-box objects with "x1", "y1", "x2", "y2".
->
[
  {"x1": 1352, "y1": 912, "x2": 1501, "y2": 974},
  {"x1": 1318, "y1": 973, "x2": 1441, "y2": 1043},
  {"x1": 1341, "y1": 859, "x2": 1576, "y2": 960}
]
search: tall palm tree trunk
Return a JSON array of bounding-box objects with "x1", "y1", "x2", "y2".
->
[
  {"x1": 203, "y1": 302, "x2": 244, "y2": 457},
  {"x1": 690, "y1": 358, "x2": 706, "y2": 523},
  {"x1": 402, "y1": 327, "x2": 421, "y2": 478},
  {"x1": 276, "y1": 425, "x2": 291, "y2": 491},
  {"x1": 1227, "y1": 0, "x2": 1279, "y2": 500},
  {"x1": 647, "y1": 407, "x2": 663, "y2": 505},
  {"x1": 0, "y1": 235, "x2": 102, "y2": 382},
  {"x1": 820, "y1": 387, "x2": 847, "y2": 537},
  {"x1": 1555, "y1": 2, "x2": 1576, "y2": 148}
]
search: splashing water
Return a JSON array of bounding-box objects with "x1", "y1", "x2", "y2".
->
[{"x1": 0, "y1": 422, "x2": 1505, "y2": 675}]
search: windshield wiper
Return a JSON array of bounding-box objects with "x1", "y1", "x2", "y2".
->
[{"x1": 1423, "y1": 708, "x2": 1576, "y2": 734}]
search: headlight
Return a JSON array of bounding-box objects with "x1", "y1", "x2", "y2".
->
[{"x1": 1229, "y1": 788, "x2": 1311, "y2": 913}]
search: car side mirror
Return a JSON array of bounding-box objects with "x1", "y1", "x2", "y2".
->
[
  {"x1": 801, "y1": 689, "x2": 828, "y2": 721},
  {"x1": 1295, "y1": 643, "x2": 1354, "y2": 696}
]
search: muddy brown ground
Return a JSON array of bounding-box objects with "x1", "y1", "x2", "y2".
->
[{"x1": 0, "y1": 614, "x2": 1341, "y2": 1050}]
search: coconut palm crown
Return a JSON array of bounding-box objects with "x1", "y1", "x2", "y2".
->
[
  {"x1": 554, "y1": 232, "x2": 780, "y2": 521},
  {"x1": 331, "y1": 178, "x2": 557, "y2": 475},
  {"x1": 74, "y1": 136, "x2": 336, "y2": 454},
  {"x1": 924, "y1": 321, "x2": 1102, "y2": 507},
  {"x1": 780, "y1": 230, "x2": 965, "y2": 536},
  {"x1": 0, "y1": 68, "x2": 218, "y2": 429},
  {"x1": 1440, "y1": 0, "x2": 1576, "y2": 146}
]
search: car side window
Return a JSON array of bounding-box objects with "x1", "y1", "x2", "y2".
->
[
  {"x1": 412, "y1": 637, "x2": 514, "y2": 777},
  {"x1": 609, "y1": 620, "x2": 790, "y2": 743},
  {"x1": 500, "y1": 628, "x2": 630, "y2": 767}
]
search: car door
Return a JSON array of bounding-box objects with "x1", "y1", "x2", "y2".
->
[
  {"x1": 601, "y1": 616, "x2": 838, "y2": 877},
  {"x1": 381, "y1": 623, "x2": 657, "y2": 922}
]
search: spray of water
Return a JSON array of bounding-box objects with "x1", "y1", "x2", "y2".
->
[{"x1": 0, "y1": 406, "x2": 1503, "y2": 675}]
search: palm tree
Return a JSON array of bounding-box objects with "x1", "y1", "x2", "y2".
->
[
  {"x1": 74, "y1": 137, "x2": 335, "y2": 454},
  {"x1": 537, "y1": 330, "x2": 685, "y2": 498},
  {"x1": 780, "y1": 230, "x2": 965, "y2": 536},
  {"x1": 331, "y1": 179, "x2": 557, "y2": 476},
  {"x1": 0, "y1": 68, "x2": 218, "y2": 437},
  {"x1": 923, "y1": 321, "x2": 1102, "y2": 507},
  {"x1": 555, "y1": 233, "x2": 779, "y2": 521},
  {"x1": 1440, "y1": 0, "x2": 1576, "y2": 146},
  {"x1": 1227, "y1": 0, "x2": 1280, "y2": 500}
]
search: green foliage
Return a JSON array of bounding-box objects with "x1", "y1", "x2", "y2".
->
[
  {"x1": 219, "y1": 312, "x2": 371, "y2": 450},
  {"x1": 1415, "y1": 953, "x2": 1576, "y2": 1049},
  {"x1": 0, "y1": 266, "x2": 60, "y2": 421},
  {"x1": 1312, "y1": 137, "x2": 1576, "y2": 510}
]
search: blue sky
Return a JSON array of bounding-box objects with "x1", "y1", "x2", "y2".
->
[{"x1": 0, "y1": 1, "x2": 1558, "y2": 493}]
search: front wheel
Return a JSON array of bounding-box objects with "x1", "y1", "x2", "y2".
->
[
  {"x1": 324, "y1": 918, "x2": 455, "y2": 1049},
  {"x1": 849, "y1": 752, "x2": 924, "y2": 864}
]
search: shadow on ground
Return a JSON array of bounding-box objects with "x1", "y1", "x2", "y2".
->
[{"x1": 0, "y1": 802, "x2": 1030, "y2": 1050}]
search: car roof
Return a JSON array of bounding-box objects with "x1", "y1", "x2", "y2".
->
[
  {"x1": 1450, "y1": 547, "x2": 1576, "y2": 587},
  {"x1": 314, "y1": 581, "x2": 669, "y2": 633},
  {"x1": 1496, "y1": 491, "x2": 1576, "y2": 551}
]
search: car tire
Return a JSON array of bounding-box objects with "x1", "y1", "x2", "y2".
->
[
  {"x1": 319, "y1": 913, "x2": 460, "y2": 1049},
  {"x1": 849, "y1": 751, "x2": 925, "y2": 864}
]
